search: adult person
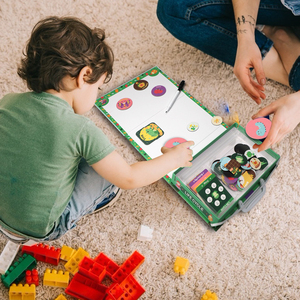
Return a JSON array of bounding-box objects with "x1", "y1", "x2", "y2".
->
[{"x1": 157, "y1": 0, "x2": 300, "y2": 151}]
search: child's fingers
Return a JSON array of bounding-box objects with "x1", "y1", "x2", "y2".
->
[{"x1": 180, "y1": 140, "x2": 195, "y2": 148}]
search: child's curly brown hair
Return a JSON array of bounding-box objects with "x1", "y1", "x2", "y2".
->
[{"x1": 18, "y1": 16, "x2": 114, "y2": 93}]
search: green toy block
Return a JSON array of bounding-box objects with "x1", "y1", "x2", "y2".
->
[{"x1": 1, "y1": 253, "x2": 36, "y2": 288}]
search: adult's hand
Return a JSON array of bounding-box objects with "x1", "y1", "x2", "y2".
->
[
  {"x1": 252, "y1": 91, "x2": 300, "y2": 151},
  {"x1": 234, "y1": 39, "x2": 266, "y2": 104}
]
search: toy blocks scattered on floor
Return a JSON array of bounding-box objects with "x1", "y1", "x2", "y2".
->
[
  {"x1": 9, "y1": 283, "x2": 36, "y2": 300},
  {"x1": 65, "y1": 250, "x2": 145, "y2": 300},
  {"x1": 43, "y1": 268, "x2": 69, "y2": 288},
  {"x1": 201, "y1": 290, "x2": 218, "y2": 300},
  {"x1": 0, "y1": 240, "x2": 145, "y2": 300},
  {"x1": 25, "y1": 269, "x2": 39, "y2": 286},
  {"x1": 1, "y1": 254, "x2": 37, "y2": 288},
  {"x1": 0, "y1": 241, "x2": 20, "y2": 274},
  {"x1": 22, "y1": 243, "x2": 61, "y2": 266},
  {"x1": 174, "y1": 256, "x2": 190, "y2": 275}
]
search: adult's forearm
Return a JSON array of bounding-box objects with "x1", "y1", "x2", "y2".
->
[{"x1": 232, "y1": 0, "x2": 260, "y2": 41}]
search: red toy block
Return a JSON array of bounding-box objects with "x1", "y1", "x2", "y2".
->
[
  {"x1": 65, "y1": 272, "x2": 107, "y2": 300},
  {"x1": 106, "y1": 283, "x2": 124, "y2": 299},
  {"x1": 25, "y1": 269, "x2": 39, "y2": 286},
  {"x1": 22, "y1": 243, "x2": 61, "y2": 265},
  {"x1": 119, "y1": 274, "x2": 145, "y2": 300},
  {"x1": 78, "y1": 256, "x2": 106, "y2": 283},
  {"x1": 112, "y1": 251, "x2": 145, "y2": 284},
  {"x1": 94, "y1": 253, "x2": 119, "y2": 276}
]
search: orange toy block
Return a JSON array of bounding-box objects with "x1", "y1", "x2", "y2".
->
[
  {"x1": 43, "y1": 269, "x2": 69, "y2": 288},
  {"x1": 9, "y1": 283, "x2": 36, "y2": 300},
  {"x1": 174, "y1": 256, "x2": 190, "y2": 275}
]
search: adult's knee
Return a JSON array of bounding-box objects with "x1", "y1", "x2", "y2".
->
[{"x1": 156, "y1": 0, "x2": 183, "y2": 33}]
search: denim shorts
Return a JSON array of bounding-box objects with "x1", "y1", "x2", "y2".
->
[
  {"x1": 0, "y1": 159, "x2": 116, "y2": 243},
  {"x1": 157, "y1": 0, "x2": 300, "y2": 90}
]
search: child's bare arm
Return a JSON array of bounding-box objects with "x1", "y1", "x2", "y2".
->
[{"x1": 91, "y1": 141, "x2": 194, "y2": 189}]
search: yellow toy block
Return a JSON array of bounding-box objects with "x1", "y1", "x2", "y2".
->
[
  {"x1": 43, "y1": 269, "x2": 69, "y2": 288},
  {"x1": 60, "y1": 245, "x2": 76, "y2": 261},
  {"x1": 201, "y1": 290, "x2": 218, "y2": 300},
  {"x1": 54, "y1": 295, "x2": 67, "y2": 300},
  {"x1": 9, "y1": 283, "x2": 36, "y2": 300},
  {"x1": 174, "y1": 256, "x2": 190, "y2": 275},
  {"x1": 64, "y1": 247, "x2": 90, "y2": 274}
]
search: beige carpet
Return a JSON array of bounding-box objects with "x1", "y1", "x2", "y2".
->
[{"x1": 1, "y1": 1, "x2": 300, "y2": 299}]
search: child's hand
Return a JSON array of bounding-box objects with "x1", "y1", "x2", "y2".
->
[
  {"x1": 161, "y1": 141, "x2": 194, "y2": 167},
  {"x1": 252, "y1": 91, "x2": 300, "y2": 152}
]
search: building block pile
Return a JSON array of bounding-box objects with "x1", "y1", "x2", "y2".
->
[{"x1": 0, "y1": 241, "x2": 145, "y2": 300}]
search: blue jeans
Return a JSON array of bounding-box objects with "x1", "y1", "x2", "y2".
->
[
  {"x1": 157, "y1": 0, "x2": 300, "y2": 90},
  {"x1": 43, "y1": 159, "x2": 116, "y2": 241}
]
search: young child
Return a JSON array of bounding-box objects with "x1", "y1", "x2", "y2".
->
[{"x1": 0, "y1": 16, "x2": 193, "y2": 243}]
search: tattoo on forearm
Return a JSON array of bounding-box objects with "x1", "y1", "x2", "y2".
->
[{"x1": 236, "y1": 15, "x2": 255, "y2": 28}]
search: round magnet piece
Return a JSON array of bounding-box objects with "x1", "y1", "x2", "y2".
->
[
  {"x1": 234, "y1": 143, "x2": 250, "y2": 154},
  {"x1": 231, "y1": 153, "x2": 248, "y2": 165},
  {"x1": 164, "y1": 137, "x2": 187, "y2": 148},
  {"x1": 151, "y1": 85, "x2": 166, "y2": 96},
  {"x1": 258, "y1": 157, "x2": 268, "y2": 170},
  {"x1": 211, "y1": 116, "x2": 222, "y2": 126},
  {"x1": 116, "y1": 98, "x2": 133, "y2": 110},
  {"x1": 244, "y1": 149, "x2": 256, "y2": 160},
  {"x1": 250, "y1": 157, "x2": 262, "y2": 170},
  {"x1": 246, "y1": 117, "x2": 272, "y2": 139},
  {"x1": 211, "y1": 160, "x2": 223, "y2": 176},
  {"x1": 220, "y1": 156, "x2": 231, "y2": 171},
  {"x1": 187, "y1": 122, "x2": 199, "y2": 132}
]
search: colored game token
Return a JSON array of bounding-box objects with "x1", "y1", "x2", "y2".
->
[
  {"x1": 211, "y1": 116, "x2": 222, "y2": 126},
  {"x1": 250, "y1": 157, "x2": 262, "y2": 170},
  {"x1": 234, "y1": 143, "x2": 250, "y2": 154},
  {"x1": 222, "y1": 175, "x2": 238, "y2": 185},
  {"x1": 241, "y1": 162, "x2": 252, "y2": 170},
  {"x1": 220, "y1": 157, "x2": 231, "y2": 171},
  {"x1": 237, "y1": 170, "x2": 256, "y2": 190},
  {"x1": 258, "y1": 157, "x2": 268, "y2": 170},
  {"x1": 211, "y1": 161, "x2": 223, "y2": 176},
  {"x1": 134, "y1": 80, "x2": 149, "y2": 90},
  {"x1": 246, "y1": 117, "x2": 272, "y2": 139},
  {"x1": 244, "y1": 149, "x2": 256, "y2": 160},
  {"x1": 187, "y1": 122, "x2": 199, "y2": 132},
  {"x1": 231, "y1": 153, "x2": 248, "y2": 165},
  {"x1": 116, "y1": 98, "x2": 133, "y2": 110},
  {"x1": 151, "y1": 85, "x2": 166, "y2": 96},
  {"x1": 164, "y1": 137, "x2": 187, "y2": 148}
]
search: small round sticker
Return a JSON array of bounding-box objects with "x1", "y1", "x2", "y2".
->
[
  {"x1": 151, "y1": 85, "x2": 166, "y2": 96},
  {"x1": 187, "y1": 122, "x2": 199, "y2": 132},
  {"x1": 134, "y1": 80, "x2": 148, "y2": 90},
  {"x1": 116, "y1": 98, "x2": 133, "y2": 110},
  {"x1": 211, "y1": 116, "x2": 222, "y2": 126}
]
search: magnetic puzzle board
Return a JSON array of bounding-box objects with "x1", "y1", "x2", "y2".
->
[{"x1": 95, "y1": 67, "x2": 228, "y2": 177}]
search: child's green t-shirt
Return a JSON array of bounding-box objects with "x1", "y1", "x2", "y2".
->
[{"x1": 0, "y1": 92, "x2": 115, "y2": 238}]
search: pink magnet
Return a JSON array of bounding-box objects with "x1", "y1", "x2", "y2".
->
[
  {"x1": 246, "y1": 117, "x2": 271, "y2": 139},
  {"x1": 116, "y1": 98, "x2": 133, "y2": 110},
  {"x1": 164, "y1": 137, "x2": 187, "y2": 148}
]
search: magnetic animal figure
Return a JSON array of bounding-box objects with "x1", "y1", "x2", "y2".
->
[{"x1": 255, "y1": 121, "x2": 266, "y2": 137}]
